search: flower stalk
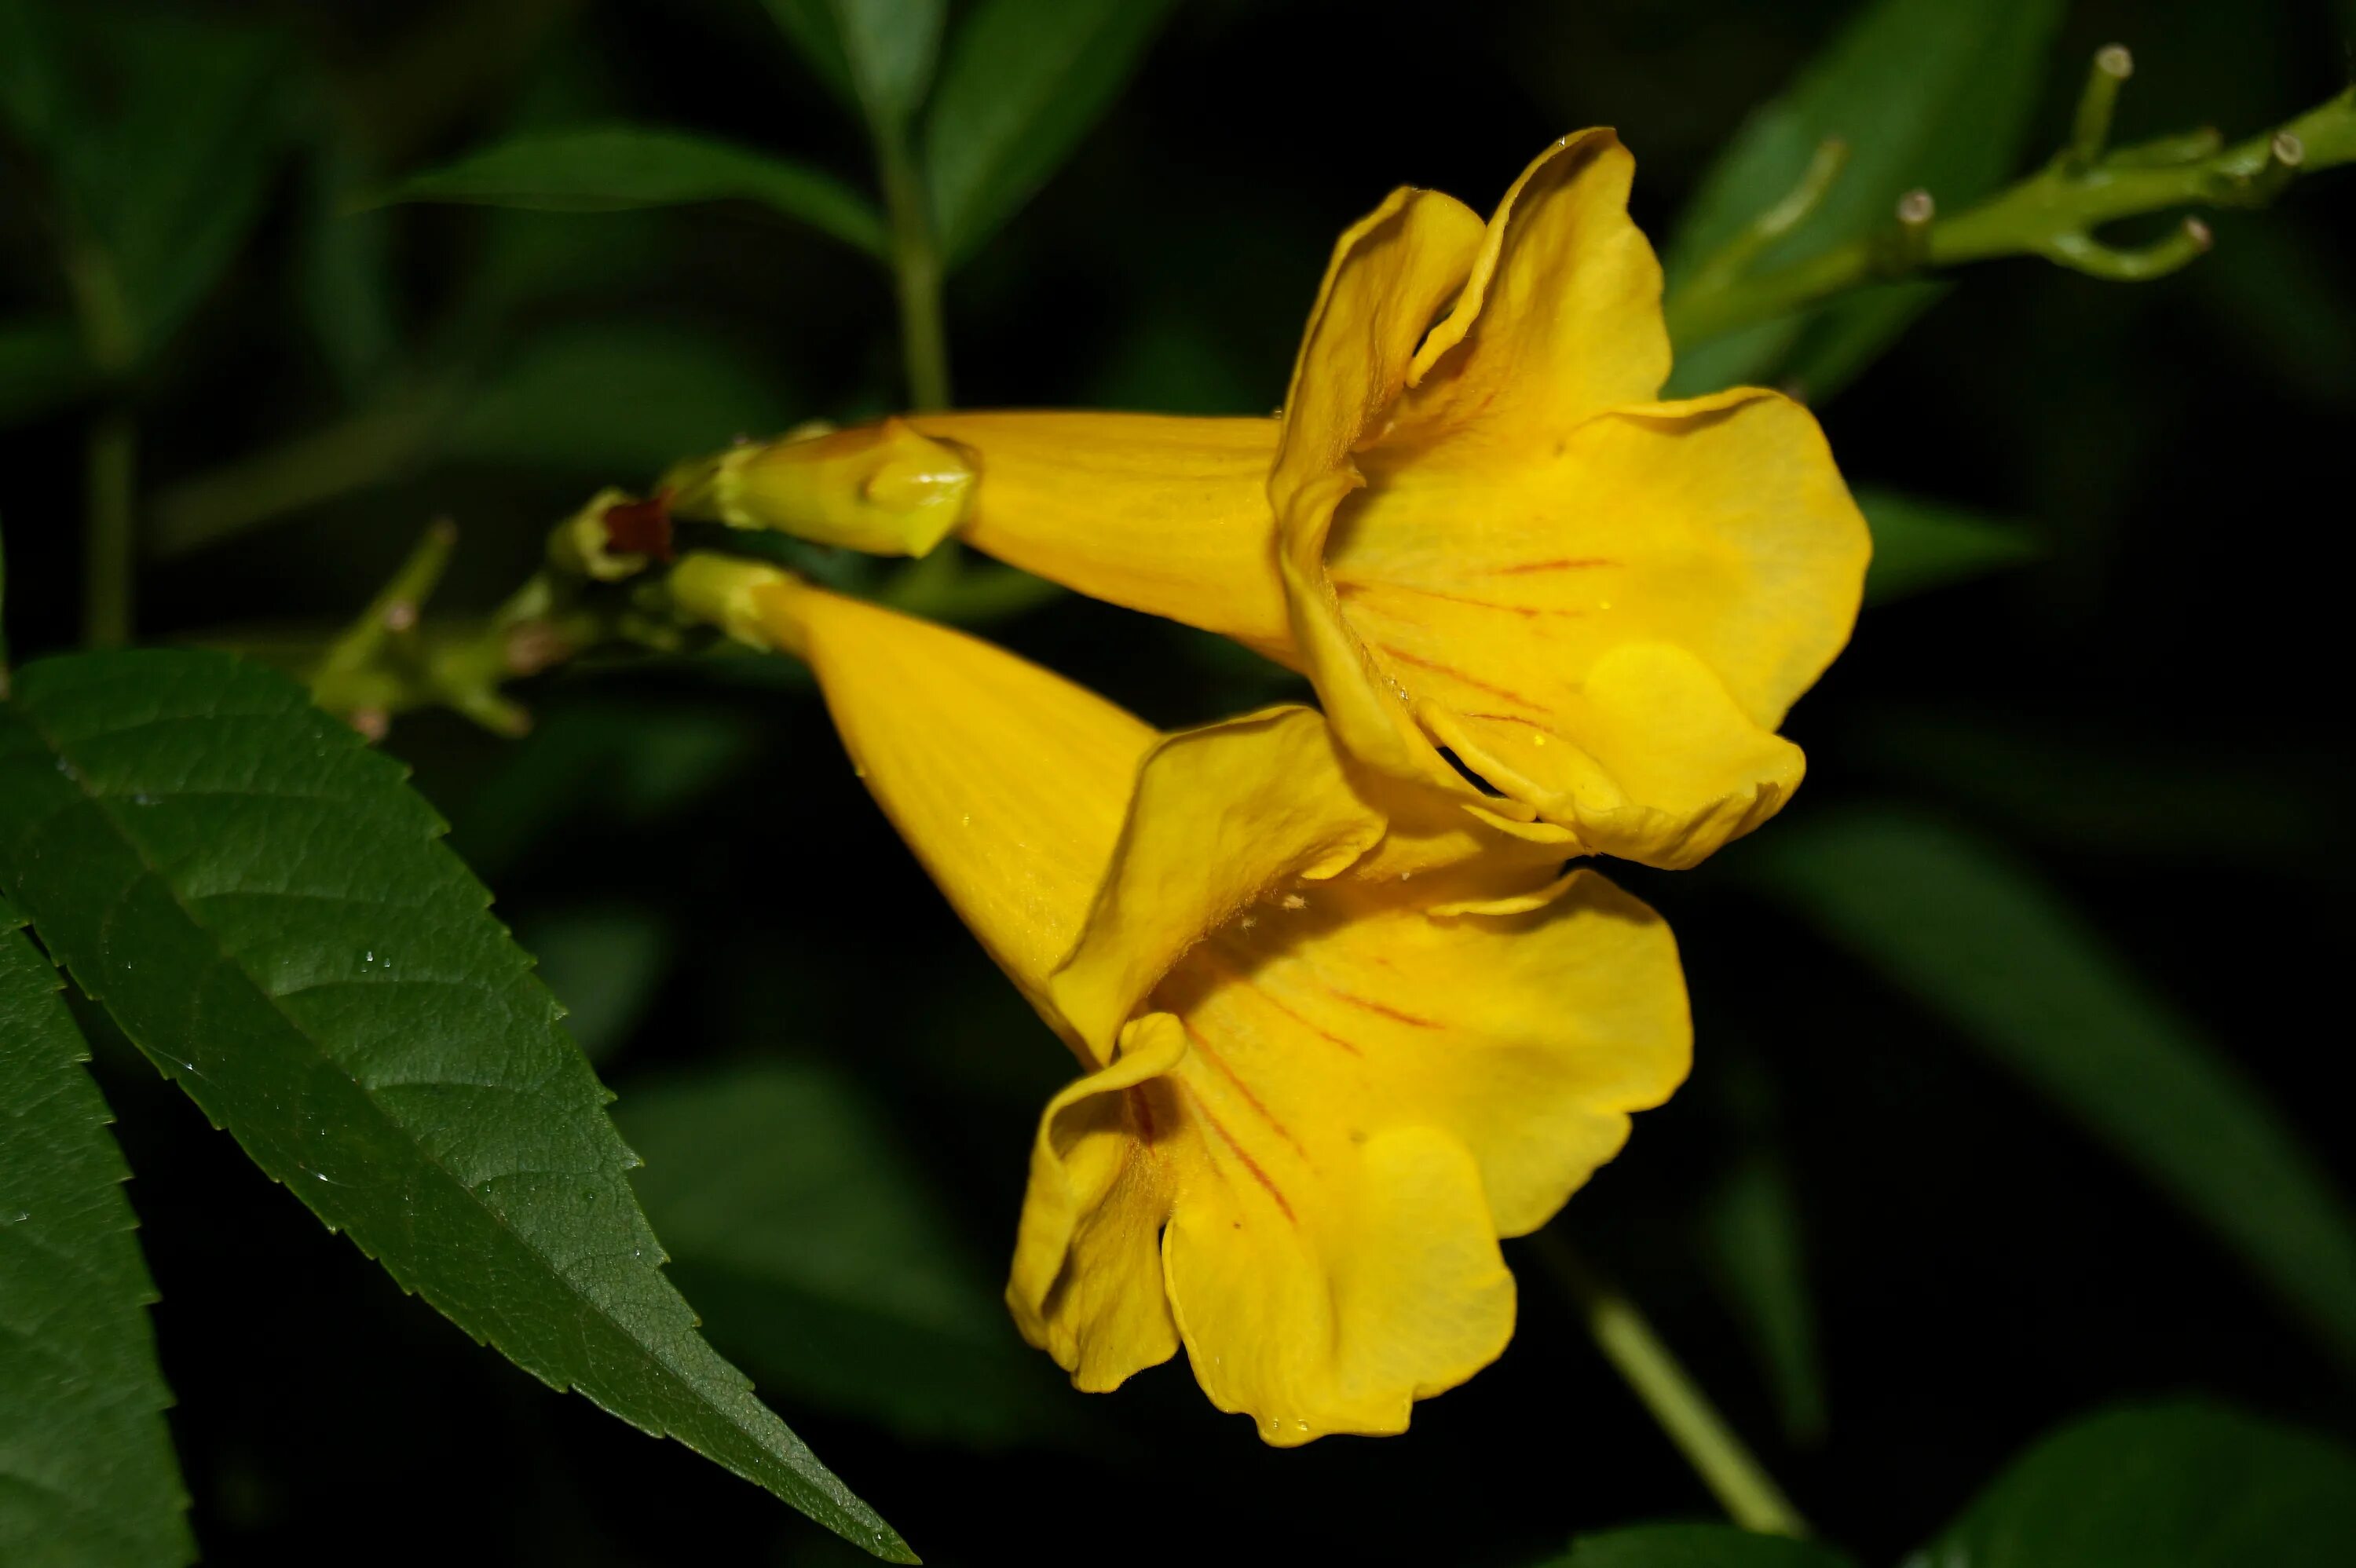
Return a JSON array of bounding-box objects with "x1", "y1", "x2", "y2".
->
[
  {"x1": 62, "y1": 232, "x2": 140, "y2": 648},
  {"x1": 1665, "y1": 68, "x2": 2355, "y2": 349},
  {"x1": 877, "y1": 130, "x2": 951, "y2": 411},
  {"x1": 1535, "y1": 1231, "x2": 1809, "y2": 1537}
]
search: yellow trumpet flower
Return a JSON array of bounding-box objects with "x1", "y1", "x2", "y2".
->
[
  {"x1": 671, "y1": 554, "x2": 1690, "y2": 1442},
  {"x1": 698, "y1": 131, "x2": 1870, "y2": 868}
]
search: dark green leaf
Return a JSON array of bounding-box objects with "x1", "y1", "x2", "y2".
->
[
  {"x1": 0, "y1": 652, "x2": 913, "y2": 1561},
  {"x1": 0, "y1": 0, "x2": 77, "y2": 163},
  {"x1": 826, "y1": 0, "x2": 948, "y2": 132},
  {"x1": 1542, "y1": 1523, "x2": 1857, "y2": 1567},
  {"x1": 383, "y1": 126, "x2": 887, "y2": 257},
  {"x1": 68, "y1": 17, "x2": 295, "y2": 353},
  {"x1": 516, "y1": 905, "x2": 672, "y2": 1065},
  {"x1": 759, "y1": 0, "x2": 859, "y2": 115},
  {"x1": 1, "y1": 9, "x2": 294, "y2": 357},
  {"x1": 1857, "y1": 486, "x2": 2043, "y2": 604},
  {"x1": 617, "y1": 1058, "x2": 1083, "y2": 1448},
  {"x1": 448, "y1": 701, "x2": 759, "y2": 880},
  {"x1": 1, "y1": 894, "x2": 193, "y2": 1568},
  {"x1": 1662, "y1": 0, "x2": 2065, "y2": 396},
  {"x1": 1748, "y1": 807, "x2": 2356, "y2": 1380},
  {"x1": 1701, "y1": 1156, "x2": 1825, "y2": 1445},
  {"x1": 924, "y1": 0, "x2": 1174, "y2": 265},
  {"x1": 1776, "y1": 280, "x2": 1949, "y2": 404},
  {"x1": 1911, "y1": 1402, "x2": 2356, "y2": 1566},
  {"x1": 1856, "y1": 712, "x2": 2343, "y2": 872},
  {"x1": 0, "y1": 317, "x2": 90, "y2": 426},
  {"x1": 444, "y1": 321, "x2": 799, "y2": 480},
  {"x1": 298, "y1": 143, "x2": 400, "y2": 402}
]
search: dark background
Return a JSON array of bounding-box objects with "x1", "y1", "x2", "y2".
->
[{"x1": 5, "y1": 1, "x2": 2354, "y2": 1563}]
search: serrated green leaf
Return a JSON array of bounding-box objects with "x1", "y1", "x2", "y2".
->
[
  {"x1": 1857, "y1": 486, "x2": 2043, "y2": 604},
  {"x1": 444, "y1": 321, "x2": 799, "y2": 479},
  {"x1": 924, "y1": 0, "x2": 1173, "y2": 265},
  {"x1": 0, "y1": 317, "x2": 90, "y2": 427},
  {"x1": 1662, "y1": 0, "x2": 2064, "y2": 397},
  {"x1": 0, "y1": 894, "x2": 193, "y2": 1568},
  {"x1": 1747, "y1": 807, "x2": 2356, "y2": 1380},
  {"x1": 617, "y1": 1058, "x2": 1084, "y2": 1448},
  {"x1": 1541, "y1": 1523, "x2": 1857, "y2": 1567},
  {"x1": 382, "y1": 126, "x2": 888, "y2": 257},
  {"x1": 1908, "y1": 1402, "x2": 2356, "y2": 1567},
  {"x1": 1700, "y1": 1155, "x2": 1825, "y2": 1446},
  {"x1": 0, "y1": 652, "x2": 914, "y2": 1562}
]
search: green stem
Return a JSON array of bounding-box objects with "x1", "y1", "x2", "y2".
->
[
  {"x1": 60, "y1": 235, "x2": 141, "y2": 647},
  {"x1": 1664, "y1": 82, "x2": 2354, "y2": 350},
  {"x1": 82, "y1": 411, "x2": 137, "y2": 649},
  {"x1": 876, "y1": 130, "x2": 951, "y2": 411},
  {"x1": 1534, "y1": 1232, "x2": 1809, "y2": 1537}
]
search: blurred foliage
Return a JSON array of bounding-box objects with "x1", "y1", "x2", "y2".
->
[{"x1": 2, "y1": 0, "x2": 2354, "y2": 1563}]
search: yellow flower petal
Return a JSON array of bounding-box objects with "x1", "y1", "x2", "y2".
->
[
  {"x1": 1015, "y1": 865, "x2": 1690, "y2": 1440},
  {"x1": 1268, "y1": 183, "x2": 1492, "y2": 795},
  {"x1": 1164, "y1": 1123, "x2": 1512, "y2": 1444},
  {"x1": 1322, "y1": 388, "x2": 1863, "y2": 865},
  {"x1": 1395, "y1": 129, "x2": 1670, "y2": 440},
  {"x1": 744, "y1": 574, "x2": 1155, "y2": 1024},
  {"x1": 1050, "y1": 706, "x2": 1386, "y2": 1062},
  {"x1": 1006, "y1": 1014, "x2": 1188, "y2": 1391},
  {"x1": 911, "y1": 411, "x2": 1292, "y2": 656}
]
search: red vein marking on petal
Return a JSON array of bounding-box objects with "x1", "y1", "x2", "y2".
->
[
  {"x1": 1176, "y1": 1080, "x2": 1297, "y2": 1225},
  {"x1": 1487, "y1": 557, "x2": 1619, "y2": 575},
  {"x1": 1197, "y1": 950, "x2": 1363, "y2": 1057},
  {"x1": 1323, "y1": 984, "x2": 1443, "y2": 1029},
  {"x1": 1128, "y1": 1085, "x2": 1159, "y2": 1146},
  {"x1": 1180, "y1": 1018, "x2": 1309, "y2": 1161},
  {"x1": 1333, "y1": 577, "x2": 1573, "y2": 620},
  {"x1": 1372, "y1": 641, "x2": 1542, "y2": 711},
  {"x1": 1461, "y1": 711, "x2": 1552, "y2": 728}
]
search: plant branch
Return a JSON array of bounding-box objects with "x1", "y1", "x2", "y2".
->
[
  {"x1": 876, "y1": 129, "x2": 950, "y2": 411},
  {"x1": 302, "y1": 508, "x2": 682, "y2": 736},
  {"x1": 61, "y1": 233, "x2": 141, "y2": 647},
  {"x1": 1533, "y1": 1230, "x2": 1809, "y2": 1537},
  {"x1": 1665, "y1": 68, "x2": 2355, "y2": 350}
]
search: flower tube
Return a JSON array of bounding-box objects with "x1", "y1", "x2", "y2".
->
[{"x1": 681, "y1": 132, "x2": 1871, "y2": 869}]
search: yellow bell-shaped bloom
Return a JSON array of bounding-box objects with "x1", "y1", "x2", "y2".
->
[
  {"x1": 697, "y1": 132, "x2": 1869, "y2": 868},
  {"x1": 673, "y1": 554, "x2": 1691, "y2": 1442}
]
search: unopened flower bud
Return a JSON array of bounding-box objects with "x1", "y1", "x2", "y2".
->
[
  {"x1": 660, "y1": 418, "x2": 975, "y2": 557},
  {"x1": 667, "y1": 551, "x2": 802, "y2": 654},
  {"x1": 549, "y1": 487, "x2": 668, "y2": 582}
]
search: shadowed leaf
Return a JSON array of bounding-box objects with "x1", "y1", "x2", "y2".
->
[
  {"x1": 618, "y1": 1058, "x2": 1085, "y2": 1448},
  {"x1": 925, "y1": 0, "x2": 1175, "y2": 265},
  {"x1": 1857, "y1": 487, "x2": 2043, "y2": 603},
  {"x1": 1663, "y1": 0, "x2": 2065, "y2": 397},
  {"x1": 0, "y1": 895, "x2": 192, "y2": 1568},
  {"x1": 383, "y1": 126, "x2": 887, "y2": 257},
  {"x1": 1908, "y1": 1402, "x2": 2356, "y2": 1566},
  {"x1": 1543, "y1": 1524, "x2": 1857, "y2": 1567},
  {"x1": 1749, "y1": 806, "x2": 2356, "y2": 1381}
]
